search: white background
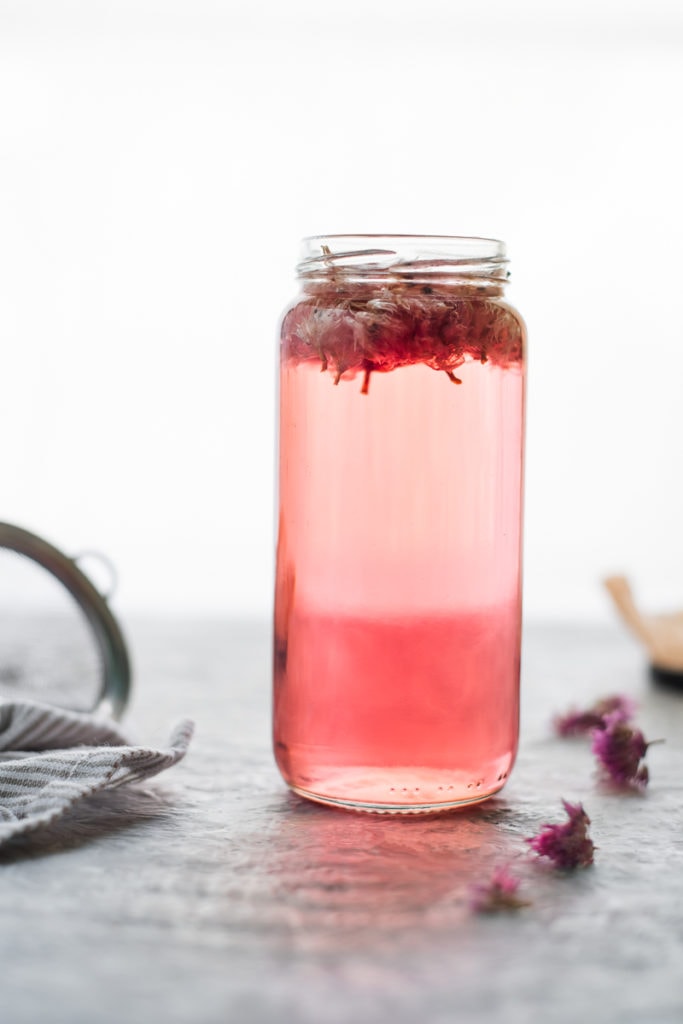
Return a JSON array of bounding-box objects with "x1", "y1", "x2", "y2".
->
[{"x1": 1, "y1": 0, "x2": 682, "y2": 622}]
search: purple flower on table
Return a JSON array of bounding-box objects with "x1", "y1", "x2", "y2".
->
[
  {"x1": 591, "y1": 712, "x2": 654, "y2": 790},
  {"x1": 527, "y1": 800, "x2": 595, "y2": 869},
  {"x1": 553, "y1": 694, "x2": 637, "y2": 737},
  {"x1": 468, "y1": 865, "x2": 529, "y2": 913}
]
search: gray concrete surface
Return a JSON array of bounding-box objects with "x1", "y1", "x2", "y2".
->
[{"x1": 1, "y1": 620, "x2": 681, "y2": 1023}]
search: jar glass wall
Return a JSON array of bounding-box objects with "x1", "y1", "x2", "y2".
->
[{"x1": 273, "y1": 235, "x2": 526, "y2": 813}]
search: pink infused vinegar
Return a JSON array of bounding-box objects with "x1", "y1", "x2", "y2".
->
[
  {"x1": 277, "y1": 605, "x2": 520, "y2": 809},
  {"x1": 274, "y1": 242, "x2": 526, "y2": 812}
]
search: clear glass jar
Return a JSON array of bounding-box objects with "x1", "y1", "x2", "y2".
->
[{"x1": 273, "y1": 235, "x2": 526, "y2": 813}]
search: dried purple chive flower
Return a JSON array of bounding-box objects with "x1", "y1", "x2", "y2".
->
[
  {"x1": 468, "y1": 865, "x2": 530, "y2": 913},
  {"x1": 591, "y1": 712, "x2": 656, "y2": 790},
  {"x1": 527, "y1": 800, "x2": 595, "y2": 869},
  {"x1": 553, "y1": 694, "x2": 637, "y2": 737}
]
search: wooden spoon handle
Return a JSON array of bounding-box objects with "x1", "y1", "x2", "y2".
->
[{"x1": 604, "y1": 575, "x2": 656, "y2": 650}]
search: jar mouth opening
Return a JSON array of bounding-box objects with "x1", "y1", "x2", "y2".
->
[{"x1": 297, "y1": 234, "x2": 509, "y2": 284}]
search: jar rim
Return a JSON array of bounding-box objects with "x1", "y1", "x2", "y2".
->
[{"x1": 297, "y1": 234, "x2": 508, "y2": 283}]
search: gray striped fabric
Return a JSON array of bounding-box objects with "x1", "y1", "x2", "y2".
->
[{"x1": 0, "y1": 699, "x2": 193, "y2": 846}]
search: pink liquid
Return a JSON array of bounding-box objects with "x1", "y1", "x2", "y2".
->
[{"x1": 274, "y1": 328, "x2": 525, "y2": 812}]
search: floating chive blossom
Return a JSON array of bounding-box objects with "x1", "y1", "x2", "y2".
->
[
  {"x1": 591, "y1": 712, "x2": 655, "y2": 791},
  {"x1": 282, "y1": 288, "x2": 524, "y2": 390},
  {"x1": 527, "y1": 800, "x2": 595, "y2": 869},
  {"x1": 553, "y1": 694, "x2": 637, "y2": 737},
  {"x1": 468, "y1": 865, "x2": 530, "y2": 913}
]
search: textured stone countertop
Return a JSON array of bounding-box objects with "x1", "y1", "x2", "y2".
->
[{"x1": 2, "y1": 620, "x2": 682, "y2": 1024}]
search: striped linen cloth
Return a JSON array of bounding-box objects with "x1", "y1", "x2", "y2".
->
[{"x1": 0, "y1": 699, "x2": 193, "y2": 846}]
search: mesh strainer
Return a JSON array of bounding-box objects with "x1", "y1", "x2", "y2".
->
[{"x1": 0, "y1": 522, "x2": 131, "y2": 718}]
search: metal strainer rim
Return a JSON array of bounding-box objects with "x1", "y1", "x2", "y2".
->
[{"x1": 0, "y1": 521, "x2": 131, "y2": 719}]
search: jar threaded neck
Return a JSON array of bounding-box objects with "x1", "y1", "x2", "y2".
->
[{"x1": 297, "y1": 235, "x2": 509, "y2": 292}]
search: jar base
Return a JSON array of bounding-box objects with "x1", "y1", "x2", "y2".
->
[{"x1": 286, "y1": 767, "x2": 509, "y2": 815}]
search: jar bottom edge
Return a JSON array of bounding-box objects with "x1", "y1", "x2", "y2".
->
[{"x1": 288, "y1": 782, "x2": 505, "y2": 816}]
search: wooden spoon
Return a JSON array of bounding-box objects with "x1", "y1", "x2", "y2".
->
[{"x1": 604, "y1": 575, "x2": 683, "y2": 684}]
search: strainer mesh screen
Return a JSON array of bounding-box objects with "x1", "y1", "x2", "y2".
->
[{"x1": 0, "y1": 550, "x2": 101, "y2": 711}]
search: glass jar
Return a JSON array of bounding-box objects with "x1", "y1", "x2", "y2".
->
[{"x1": 273, "y1": 235, "x2": 526, "y2": 813}]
